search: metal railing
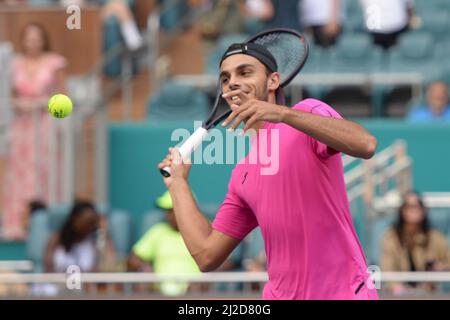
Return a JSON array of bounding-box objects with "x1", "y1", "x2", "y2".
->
[
  {"x1": 171, "y1": 73, "x2": 424, "y2": 107},
  {"x1": 343, "y1": 140, "x2": 413, "y2": 261},
  {"x1": 0, "y1": 271, "x2": 449, "y2": 298}
]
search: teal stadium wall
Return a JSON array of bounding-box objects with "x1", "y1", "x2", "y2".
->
[
  {"x1": 109, "y1": 120, "x2": 450, "y2": 242},
  {"x1": 2, "y1": 121, "x2": 449, "y2": 259}
]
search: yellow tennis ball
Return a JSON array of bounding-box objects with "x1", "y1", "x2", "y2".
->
[{"x1": 48, "y1": 94, "x2": 73, "y2": 119}]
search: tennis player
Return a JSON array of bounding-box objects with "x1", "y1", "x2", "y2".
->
[{"x1": 158, "y1": 42, "x2": 379, "y2": 300}]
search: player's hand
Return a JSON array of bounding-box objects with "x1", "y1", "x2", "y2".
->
[
  {"x1": 221, "y1": 98, "x2": 287, "y2": 133},
  {"x1": 158, "y1": 147, "x2": 191, "y2": 188},
  {"x1": 324, "y1": 20, "x2": 340, "y2": 38},
  {"x1": 222, "y1": 88, "x2": 251, "y2": 107}
]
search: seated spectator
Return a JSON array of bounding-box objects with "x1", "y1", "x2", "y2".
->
[
  {"x1": 361, "y1": 0, "x2": 414, "y2": 50},
  {"x1": 127, "y1": 191, "x2": 205, "y2": 296},
  {"x1": 300, "y1": 0, "x2": 343, "y2": 48},
  {"x1": 408, "y1": 81, "x2": 450, "y2": 122},
  {"x1": 37, "y1": 201, "x2": 117, "y2": 295},
  {"x1": 44, "y1": 201, "x2": 99, "y2": 274},
  {"x1": 381, "y1": 191, "x2": 450, "y2": 296}
]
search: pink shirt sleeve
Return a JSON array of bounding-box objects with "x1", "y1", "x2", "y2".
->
[
  {"x1": 212, "y1": 175, "x2": 258, "y2": 240},
  {"x1": 293, "y1": 98, "x2": 343, "y2": 159}
]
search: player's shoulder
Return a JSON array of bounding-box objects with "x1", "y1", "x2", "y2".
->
[{"x1": 292, "y1": 98, "x2": 342, "y2": 119}]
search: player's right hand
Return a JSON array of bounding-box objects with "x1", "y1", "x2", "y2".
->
[{"x1": 158, "y1": 148, "x2": 191, "y2": 188}]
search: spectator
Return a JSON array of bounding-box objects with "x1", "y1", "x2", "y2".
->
[
  {"x1": 62, "y1": 0, "x2": 144, "y2": 51},
  {"x1": 44, "y1": 201, "x2": 106, "y2": 272},
  {"x1": 127, "y1": 191, "x2": 205, "y2": 296},
  {"x1": 380, "y1": 191, "x2": 450, "y2": 296},
  {"x1": 38, "y1": 201, "x2": 117, "y2": 295},
  {"x1": 360, "y1": 0, "x2": 414, "y2": 50},
  {"x1": 5, "y1": 0, "x2": 144, "y2": 50},
  {"x1": 1, "y1": 22, "x2": 66, "y2": 240},
  {"x1": 408, "y1": 81, "x2": 450, "y2": 122},
  {"x1": 300, "y1": 0, "x2": 344, "y2": 48}
]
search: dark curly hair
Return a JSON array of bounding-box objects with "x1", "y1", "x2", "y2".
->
[{"x1": 59, "y1": 201, "x2": 98, "y2": 252}]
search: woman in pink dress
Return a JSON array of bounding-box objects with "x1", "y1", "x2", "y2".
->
[{"x1": 2, "y1": 23, "x2": 67, "y2": 239}]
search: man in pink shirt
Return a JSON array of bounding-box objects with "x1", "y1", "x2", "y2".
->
[{"x1": 158, "y1": 42, "x2": 379, "y2": 300}]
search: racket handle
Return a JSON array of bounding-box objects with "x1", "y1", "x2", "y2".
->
[{"x1": 160, "y1": 127, "x2": 208, "y2": 177}]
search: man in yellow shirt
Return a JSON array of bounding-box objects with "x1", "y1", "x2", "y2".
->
[{"x1": 127, "y1": 191, "x2": 201, "y2": 296}]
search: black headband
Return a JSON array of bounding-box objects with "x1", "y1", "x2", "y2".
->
[{"x1": 219, "y1": 42, "x2": 278, "y2": 73}]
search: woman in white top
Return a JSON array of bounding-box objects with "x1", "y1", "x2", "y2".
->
[
  {"x1": 44, "y1": 201, "x2": 100, "y2": 274},
  {"x1": 360, "y1": 0, "x2": 414, "y2": 49},
  {"x1": 300, "y1": 0, "x2": 344, "y2": 48}
]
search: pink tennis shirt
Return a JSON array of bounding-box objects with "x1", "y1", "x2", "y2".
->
[{"x1": 212, "y1": 98, "x2": 378, "y2": 300}]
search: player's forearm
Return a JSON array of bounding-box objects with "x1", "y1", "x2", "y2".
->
[
  {"x1": 281, "y1": 108, "x2": 377, "y2": 159},
  {"x1": 168, "y1": 179, "x2": 213, "y2": 259}
]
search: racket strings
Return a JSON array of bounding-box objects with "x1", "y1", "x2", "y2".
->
[{"x1": 253, "y1": 33, "x2": 308, "y2": 87}]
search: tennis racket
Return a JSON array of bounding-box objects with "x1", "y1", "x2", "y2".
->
[{"x1": 160, "y1": 28, "x2": 309, "y2": 177}]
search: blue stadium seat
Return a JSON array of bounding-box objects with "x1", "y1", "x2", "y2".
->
[
  {"x1": 48, "y1": 204, "x2": 71, "y2": 233},
  {"x1": 346, "y1": 13, "x2": 366, "y2": 34},
  {"x1": 302, "y1": 35, "x2": 322, "y2": 74},
  {"x1": 315, "y1": 34, "x2": 383, "y2": 112},
  {"x1": 159, "y1": 0, "x2": 190, "y2": 31},
  {"x1": 95, "y1": 203, "x2": 110, "y2": 216},
  {"x1": 372, "y1": 32, "x2": 440, "y2": 116},
  {"x1": 26, "y1": 209, "x2": 51, "y2": 272},
  {"x1": 147, "y1": 82, "x2": 210, "y2": 121},
  {"x1": 414, "y1": 0, "x2": 449, "y2": 13},
  {"x1": 345, "y1": 0, "x2": 362, "y2": 17},
  {"x1": 428, "y1": 208, "x2": 450, "y2": 236},
  {"x1": 243, "y1": 227, "x2": 265, "y2": 261},
  {"x1": 108, "y1": 210, "x2": 133, "y2": 261},
  {"x1": 302, "y1": 37, "x2": 332, "y2": 100},
  {"x1": 330, "y1": 34, "x2": 383, "y2": 73},
  {"x1": 418, "y1": 10, "x2": 449, "y2": 43},
  {"x1": 368, "y1": 214, "x2": 396, "y2": 266},
  {"x1": 199, "y1": 203, "x2": 220, "y2": 223},
  {"x1": 388, "y1": 32, "x2": 438, "y2": 76}
]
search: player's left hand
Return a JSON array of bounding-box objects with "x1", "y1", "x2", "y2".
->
[{"x1": 221, "y1": 90, "x2": 286, "y2": 133}]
